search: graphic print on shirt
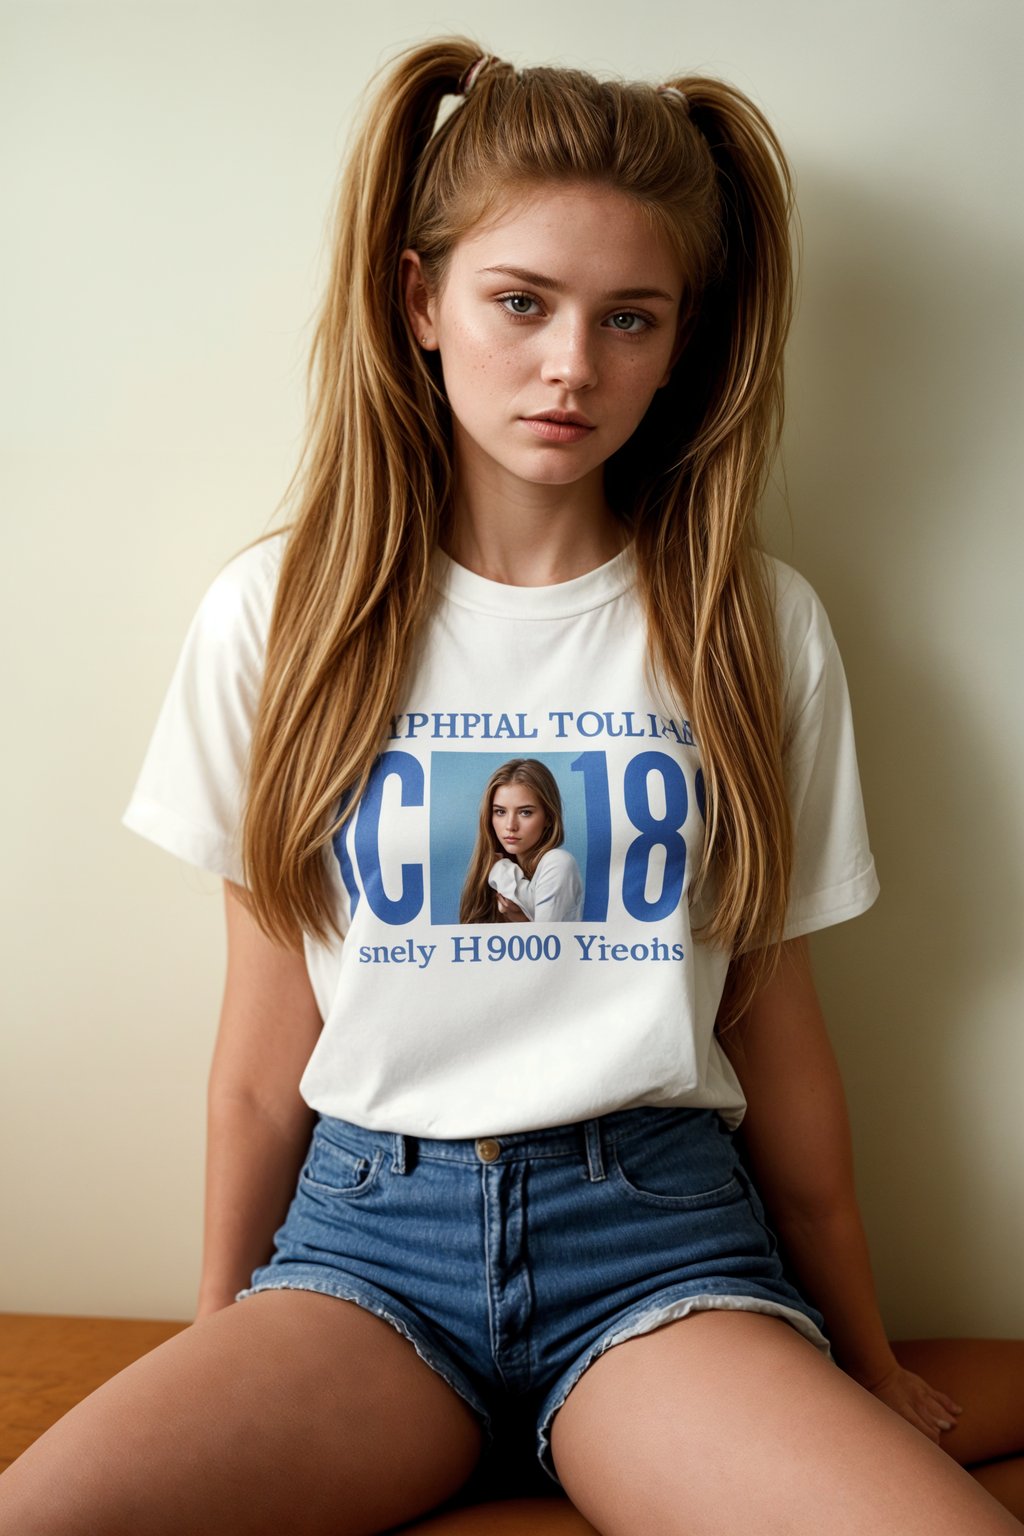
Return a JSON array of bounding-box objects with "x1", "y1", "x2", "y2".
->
[{"x1": 331, "y1": 710, "x2": 707, "y2": 947}]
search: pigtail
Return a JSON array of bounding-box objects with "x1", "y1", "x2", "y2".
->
[
  {"x1": 243, "y1": 39, "x2": 485, "y2": 945},
  {"x1": 631, "y1": 80, "x2": 797, "y2": 1024}
]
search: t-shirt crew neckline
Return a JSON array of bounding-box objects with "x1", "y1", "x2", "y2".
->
[{"x1": 431, "y1": 541, "x2": 637, "y2": 620}]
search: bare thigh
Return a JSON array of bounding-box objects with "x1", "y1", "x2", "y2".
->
[
  {"x1": 0, "y1": 1291, "x2": 484, "y2": 1536},
  {"x1": 549, "y1": 1311, "x2": 1020, "y2": 1536}
]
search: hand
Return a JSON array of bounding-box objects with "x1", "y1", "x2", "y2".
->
[
  {"x1": 496, "y1": 894, "x2": 530, "y2": 922},
  {"x1": 865, "y1": 1362, "x2": 963, "y2": 1445}
]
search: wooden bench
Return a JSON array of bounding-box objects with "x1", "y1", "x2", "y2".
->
[{"x1": 0, "y1": 1314, "x2": 595, "y2": 1532}]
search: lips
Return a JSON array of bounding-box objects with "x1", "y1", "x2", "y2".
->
[
  {"x1": 521, "y1": 415, "x2": 595, "y2": 443},
  {"x1": 523, "y1": 410, "x2": 594, "y2": 427}
]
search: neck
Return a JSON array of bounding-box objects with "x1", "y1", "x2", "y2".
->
[{"x1": 442, "y1": 439, "x2": 626, "y2": 586}]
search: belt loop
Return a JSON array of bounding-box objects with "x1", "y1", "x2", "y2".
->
[
  {"x1": 583, "y1": 1119, "x2": 606, "y2": 1182},
  {"x1": 391, "y1": 1132, "x2": 407, "y2": 1175}
]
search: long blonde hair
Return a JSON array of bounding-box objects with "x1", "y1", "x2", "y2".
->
[
  {"x1": 460, "y1": 759, "x2": 566, "y2": 924},
  {"x1": 243, "y1": 37, "x2": 796, "y2": 1027}
]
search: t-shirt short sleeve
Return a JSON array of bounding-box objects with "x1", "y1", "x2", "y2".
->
[
  {"x1": 769, "y1": 558, "x2": 880, "y2": 941},
  {"x1": 121, "y1": 536, "x2": 283, "y2": 884}
]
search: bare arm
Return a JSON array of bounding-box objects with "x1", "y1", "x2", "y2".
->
[
  {"x1": 719, "y1": 937, "x2": 962, "y2": 1442},
  {"x1": 195, "y1": 881, "x2": 323, "y2": 1319}
]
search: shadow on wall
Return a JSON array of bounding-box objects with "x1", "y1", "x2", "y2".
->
[{"x1": 763, "y1": 169, "x2": 1023, "y2": 1337}]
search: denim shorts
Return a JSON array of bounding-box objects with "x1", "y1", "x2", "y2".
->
[{"x1": 237, "y1": 1104, "x2": 829, "y2": 1489}]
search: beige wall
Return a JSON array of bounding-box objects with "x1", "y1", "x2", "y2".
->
[{"x1": 3, "y1": 1, "x2": 1021, "y2": 1332}]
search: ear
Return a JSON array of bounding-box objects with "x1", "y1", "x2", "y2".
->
[{"x1": 400, "y1": 249, "x2": 439, "y2": 350}]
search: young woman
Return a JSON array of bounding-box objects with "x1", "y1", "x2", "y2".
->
[
  {"x1": 461, "y1": 757, "x2": 584, "y2": 922},
  {"x1": 1, "y1": 37, "x2": 1020, "y2": 1536}
]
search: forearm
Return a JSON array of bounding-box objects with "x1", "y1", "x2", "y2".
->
[
  {"x1": 197, "y1": 1085, "x2": 315, "y2": 1317},
  {"x1": 771, "y1": 1195, "x2": 896, "y2": 1388},
  {"x1": 722, "y1": 944, "x2": 969, "y2": 1445},
  {"x1": 197, "y1": 882, "x2": 324, "y2": 1319},
  {"x1": 721, "y1": 940, "x2": 899, "y2": 1390}
]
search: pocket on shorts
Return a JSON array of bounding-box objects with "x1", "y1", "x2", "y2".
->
[
  {"x1": 300, "y1": 1120, "x2": 385, "y2": 1199},
  {"x1": 608, "y1": 1109, "x2": 744, "y2": 1210}
]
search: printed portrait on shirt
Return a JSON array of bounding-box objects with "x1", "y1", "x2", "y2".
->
[{"x1": 459, "y1": 758, "x2": 584, "y2": 924}]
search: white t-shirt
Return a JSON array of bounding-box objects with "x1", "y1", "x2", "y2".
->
[
  {"x1": 123, "y1": 534, "x2": 879, "y2": 1136},
  {"x1": 488, "y1": 849, "x2": 584, "y2": 920}
]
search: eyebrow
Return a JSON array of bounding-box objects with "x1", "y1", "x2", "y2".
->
[
  {"x1": 493, "y1": 800, "x2": 537, "y2": 809},
  {"x1": 477, "y1": 265, "x2": 676, "y2": 303}
]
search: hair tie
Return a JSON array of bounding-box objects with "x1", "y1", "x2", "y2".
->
[
  {"x1": 657, "y1": 84, "x2": 691, "y2": 112},
  {"x1": 458, "y1": 53, "x2": 498, "y2": 97}
]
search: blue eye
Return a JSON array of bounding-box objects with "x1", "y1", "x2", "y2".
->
[
  {"x1": 607, "y1": 311, "x2": 649, "y2": 333},
  {"x1": 498, "y1": 292, "x2": 538, "y2": 316}
]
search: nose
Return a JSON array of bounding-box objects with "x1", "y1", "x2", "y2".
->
[{"x1": 539, "y1": 318, "x2": 598, "y2": 392}]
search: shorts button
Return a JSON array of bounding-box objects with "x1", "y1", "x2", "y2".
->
[{"x1": 475, "y1": 1138, "x2": 501, "y2": 1163}]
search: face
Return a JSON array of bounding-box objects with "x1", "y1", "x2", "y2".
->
[
  {"x1": 491, "y1": 783, "x2": 548, "y2": 858},
  {"x1": 403, "y1": 182, "x2": 685, "y2": 500}
]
